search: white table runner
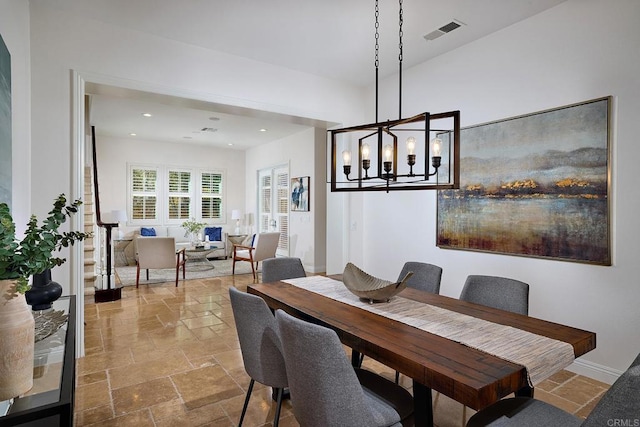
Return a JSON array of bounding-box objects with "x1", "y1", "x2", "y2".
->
[{"x1": 282, "y1": 276, "x2": 575, "y2": 386}]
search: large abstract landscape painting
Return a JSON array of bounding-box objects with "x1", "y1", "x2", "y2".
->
[
  {"x1": 0, "y1": 34, "x2": 11, "y2": 209},
  {"x1": 437, "y1": 97, "x2": 611, "y2": 265}
]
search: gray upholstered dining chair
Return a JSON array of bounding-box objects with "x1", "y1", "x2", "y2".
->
[
  {"x1": 360, "y1": 261, "x2": 443, "y2": 383},
  {"x1": 232, "y1": 232, "x2": 280, "y2": 280},
  {"x1": 459, "y1": 275, "x2": 530, "y2": 315},
  {"x1": 390, "y1": 261, "x2": 443, "y2": 383},
  {"x1": 262, "y1": 257, "x2": 306, "y2": 283},
  {"x1": 229, "y1": 287, "x2": 288, "y2": 427},
  {"x1": 466, "y1": 351, "x2": 640, "y2": 426},
  {"x1": 135, "y1": 237, "x2": 185, "y2": 287},
  {"x1": 276, "y1": 309, "x2": 414, "y2": 427},
  {"x1": 452, "y1": 274, "x2": 530, "y2": 420},
  {"x1": 399, "y1": 261, "x2": 443, "y2": 294}
]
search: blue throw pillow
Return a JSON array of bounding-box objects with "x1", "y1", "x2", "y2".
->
[
  {"x1": 140, "y1": 227, "x2": 156, "y2": 236},
  {"x1": 204, "y1": 227, "x2": 222, "y2": 241}
]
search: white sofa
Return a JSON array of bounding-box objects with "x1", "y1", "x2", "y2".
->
[{"x1": 117, "y1": 226, "x2": 227, "y2": 266}]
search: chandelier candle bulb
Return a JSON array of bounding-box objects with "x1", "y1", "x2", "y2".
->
[
  {"x1": 431, "y1": 137, "x2": 442, "y2": 169},
  {"x1": 342, "y1": 150, "x2": 352, "y2": 176},
  {"x1": 361, "y1": 143, "x2": 371, "y2": 178},
  {"x1": 406, "y1": 136, "x2": 417, "y2": 175},
  {"x1": 342, "y1": 150, "x2": 351, "y2": 166},
  {"x1": 362, "y1": 143, "x2": 370, "y2": 160},
  {"x1": 383, "y1": 144, "x2": 393, "y2": 175},
  {"x1": 432, "y1": 137, "x2": 442, "y2": 156}
]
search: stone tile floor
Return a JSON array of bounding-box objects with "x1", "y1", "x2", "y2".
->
[{"x1": 75, "y1": 274, "x2": 609, "y2": 426}]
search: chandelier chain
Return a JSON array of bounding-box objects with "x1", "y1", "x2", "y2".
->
[
  {"x1": 398, "y1": 0, "x2": 403, "y2": 63},
  {"x1": 375, "y1": 0, "x2": 379, "y2": 68}
]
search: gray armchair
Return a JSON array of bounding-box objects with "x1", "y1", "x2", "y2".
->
[{"x1": 467, "y1": 352, "x2": 640, "y2": 426}]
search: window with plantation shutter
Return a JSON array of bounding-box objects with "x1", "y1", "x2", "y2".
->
[
  {"x1": 167, "y1": 169, "x2": 192, "y2": 220},
  {"x1": 275, "y1": 169, "x2": 289, "y2": 252},
  {"x1": 201, "y1": 172, "x2": 223, "y2": 221},
  {"x1": 128, "y1": 164, "x2": 226, "y2": 226},
  {"x1": 130, "y1": 167, "x2": 159, "y2": 221},
  {"x1": 257, "y1": 165, "x2": 289, "y2": 256},
  {"x1": 258, "y1": 170, "x2": 272, "y2": 233}
]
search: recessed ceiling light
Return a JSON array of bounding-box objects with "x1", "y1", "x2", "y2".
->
[
  {"x1": 129, "y1": 133, "x2": 137, "y2": 136},
  {"x1": 259, "y1": 128, "x2": 267, "y2": 132},
  {"x1": 141, "y1": 113, "x2": 152, "y2": 117},
  {"x1": 183, "y1": 136, "x2": 193, "y2": 139},
  {"x1": 209, "y1": 116, "x2": 220, "y2": 121},
  {"x1": 228, "y1": 143, "x2": 233, "y2": 146}
]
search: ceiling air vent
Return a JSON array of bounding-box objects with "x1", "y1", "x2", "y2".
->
[
  {"x1": 200, "y1": 127, "x2": 218, "y2": 133},
  {"x1": 423, "y1": 19, "x2": 464, "y2": 41}
]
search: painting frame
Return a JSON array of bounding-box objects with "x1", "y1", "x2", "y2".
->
[
  {"x1": 437, "y1": 97, "x2": 611, "y2": 265},
  {"x1": 0, "y1": 33, "x2": 11, "y2": 209},
  {"x1": 290, "y1": 176, "x2": 310, "y2": 212}
]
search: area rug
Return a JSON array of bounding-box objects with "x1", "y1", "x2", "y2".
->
[{"x1": 115, "y1": 258, "x2": 256, "y2": 286}]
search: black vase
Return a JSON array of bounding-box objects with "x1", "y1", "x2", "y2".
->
[{"x1": 25, "y1": 269, "x2": 63, "y2": 311}]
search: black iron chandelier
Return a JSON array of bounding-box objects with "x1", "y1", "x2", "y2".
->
[{"x1": 329, "y1": 0, "x2": 460, "y2": 192}]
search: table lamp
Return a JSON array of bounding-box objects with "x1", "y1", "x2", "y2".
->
[
  {"x1": 231, "y1": 210, "x2": 241, "y2": 235},
  {"x1": 111, "y1": 209, "x2": 128, "y2": 239}
]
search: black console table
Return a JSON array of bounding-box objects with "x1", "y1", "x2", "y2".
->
[{"x1": 0, "y1": 296, "x2": 75, "y2": 427}]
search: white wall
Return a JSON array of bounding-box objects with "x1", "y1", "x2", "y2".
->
[
  {"x1": 0, "y1": 0, "x2": 30, "y2": 229},
  {"x1": 28, "y1": 2, "x2": 364, "y2": 292},
  {"x1": 245, "y1": 127, "x2": 326, "y2": 272},
  {"x1": 332, "y1": 0, "x2": 640, "y2": 381},
  {"x1": 95, "y1": 135, "x2": 245, "y2": 233}
]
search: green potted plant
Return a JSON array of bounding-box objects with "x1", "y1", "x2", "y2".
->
[
  {"x1": 0, "y1": 194, "x2": 91, "y2": 292},
  {"x1": 181, "y1": 217, "x2": 207, "y2": 244},
  {"x1": 0, "y1": 194, "x2": 91, "y2": 400}
]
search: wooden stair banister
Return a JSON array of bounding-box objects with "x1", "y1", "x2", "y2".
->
[{"x1": 91, "y1": 125, "x2": 122, "y2": 302}]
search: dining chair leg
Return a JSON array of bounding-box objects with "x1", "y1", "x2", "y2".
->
[
  {"x1": 136, "y1": 264, "x2": 140, "y2": 288},
  {"x1": 273, "y1": 387, "x2": 284, "y2": 427},
  {"x1": 238, "y1": 378, "x2": 255, "y2": 427},
  {"x1": 395, "y1": 370, "x2": 400, "y2": 384}
]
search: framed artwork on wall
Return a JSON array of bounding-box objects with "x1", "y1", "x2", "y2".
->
[
  {"x1": 0, "y1": 33, "x2": 11, "y2": 209},
  {"x1": 437, "y1": 97, "x2": 611, "y2": 265},
  {"x1": 291, "y1": 176, "x2": 310, "y2": 212}
]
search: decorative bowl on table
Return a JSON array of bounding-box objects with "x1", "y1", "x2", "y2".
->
[{"x1": 342, "y1": 262, "x2": 413, "y2": 303}]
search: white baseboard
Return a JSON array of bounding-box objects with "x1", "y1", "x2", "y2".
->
[
  {"x1": 566, "y1": 358, "x2": 623, "y2": 385},
  {"x1": 306, "y1": 264, "x2": 326, "y2": 274}
]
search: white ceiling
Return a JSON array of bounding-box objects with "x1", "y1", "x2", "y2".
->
[
  {"x1": 87, "y1": 86, "x2": 320, "y2": 149},
  {"x1": 66, "y1": 0, "x2": 567, "y2": 148}
]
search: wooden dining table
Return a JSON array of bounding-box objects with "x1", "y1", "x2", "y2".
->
[{"x1": 247, "y1": 278, "x2": 596, "y2": 427}]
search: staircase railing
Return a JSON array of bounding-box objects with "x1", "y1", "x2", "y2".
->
[{"x1": 91, "y1": 126, "x2": 121, "y2": 302}]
